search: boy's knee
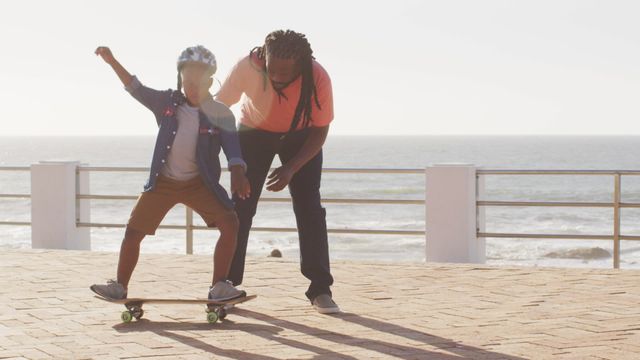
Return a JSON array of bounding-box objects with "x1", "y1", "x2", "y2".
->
[
  {"x1": 215, "y1": 211, "x2": 239, "y2": 233},
  {"x1": 124, "y1": 226, "x2": 146, "y2": 243}
]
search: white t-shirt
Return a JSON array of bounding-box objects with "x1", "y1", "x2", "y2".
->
[{"x1": 160, "y1": 103, "x2": 200, "y2": 181}]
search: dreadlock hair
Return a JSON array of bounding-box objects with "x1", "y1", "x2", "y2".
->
[{"x1": 250, "y1": 29, "x2": 322, "y2": 132}]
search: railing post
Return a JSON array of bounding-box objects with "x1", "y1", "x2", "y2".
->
[
  {"x1": 425, "y1": 164, "x2": 485, "y2": 263},
  {"x1": 613, "y1": 173, "x2": 621, "y2": 269},
  {"x1": 31, "y1": 161, "x2": 90, "y2": 250},
  {"x1": 477, "y1": 171, "x2": 486, "y2": 255},
  {"x1": 77, "y1": 164, "x2": 91, "y2": 243},
  {"x1": 186, "y1": 206, "x2": 193, "y2": 255}
]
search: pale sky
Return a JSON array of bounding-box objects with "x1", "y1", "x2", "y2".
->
[{"x1": 1, "y1": 0, "x2": 639, "y2": 136}]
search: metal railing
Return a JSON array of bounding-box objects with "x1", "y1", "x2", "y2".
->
[
  {"x1": 0, "y1": 166, "x2": 31, "y2": 226},
  {"x1": 4, "y1": 165, "x2": 640, "y2": 268},
  {"x1": 476, "y1": 169, "x2": 640, "y2": 268},
  {"x1": 74, "y1": 166, "x2": 425, "y2": 254}
]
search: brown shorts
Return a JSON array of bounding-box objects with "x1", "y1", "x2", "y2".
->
[{"x1": 127, "y1": 174, "x2": 237, "y2": 235}]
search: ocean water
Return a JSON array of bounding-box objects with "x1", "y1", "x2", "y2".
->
[{"x1": 2, "y1": 135, "x2": 640, "y2": 269}]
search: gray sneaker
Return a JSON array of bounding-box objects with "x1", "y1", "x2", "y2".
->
[
  {"x1": 90, "y1": 280, "x2": 127, "y2": 300},
  {"x1": 208, "y1": 280, "x2": 246, "y2": 302},
  {"x1": 312, "y1": 294, "x2": 340, "y2": 314}
]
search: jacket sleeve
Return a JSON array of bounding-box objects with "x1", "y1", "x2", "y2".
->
[
  {"x1": 218, "y1": 108, "x2": 247, "y2": 172},
  {"x1": 125, "y1": 76, "x2": 172, "y2": 121}
]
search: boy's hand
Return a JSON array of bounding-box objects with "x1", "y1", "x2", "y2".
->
[
  {"x1": 231, "y1": 166, "x2": 251, "y2": 200},
  {"x1": 95, "y1": 46, "x2": 116, "y2": 65},
  {"x1": 94, "y1": 46, "x2": 133, "y2": 87}
]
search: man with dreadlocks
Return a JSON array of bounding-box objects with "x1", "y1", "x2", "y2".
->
[{"x1": 216, "y1": 29, "x2": 339, "y2": 314}]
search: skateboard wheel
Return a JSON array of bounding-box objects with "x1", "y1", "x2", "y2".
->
[
  {"x1": 121, "y1": 311, "x2": 133, "y2": 323},
  {"x1": 207, "y1": 311, "x2": 219, "y2": 324},
  {"x1": 133, "y1": 309, "x2": 144, "y2": 320},
  {"x1": 218, "y1": 308, "x2": 227, "y2": 320}
]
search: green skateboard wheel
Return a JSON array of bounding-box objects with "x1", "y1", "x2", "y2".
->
[
  {"x1": 207, "y1": 311, "x2": 219, "y2": 324},
  {"x1": 121, "y1": 311, "x2": 133, "y2": 323}
]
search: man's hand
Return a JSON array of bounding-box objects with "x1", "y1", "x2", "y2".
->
[
  {"x1": 230, "y1": 166, "x2": 251, "y2": 200},
  {"x1": 266, "y1": 164, "x2": 296, "y2": 192},
  {"x1": 95, "y1": 46, "x2": 116, "y2": 65},
  {"x1": 266, "y1": 125, "x2": 328, "y2": 192}
]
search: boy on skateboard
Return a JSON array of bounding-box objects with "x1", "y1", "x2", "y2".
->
[{"x1": 90, "y1": 45, "x2": 250, "y2": 302}]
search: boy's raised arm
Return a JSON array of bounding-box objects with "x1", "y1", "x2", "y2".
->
[
  {"x1": 95, "y1": 46, "x2": 170, "y2": 120},
  {"x1": 95, "y1": 46, "x2": 133, "y2": 87}
]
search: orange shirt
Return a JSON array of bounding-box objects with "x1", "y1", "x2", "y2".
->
[{"x1": 216, "y1": 54, "x2": 334, "y2": 133}]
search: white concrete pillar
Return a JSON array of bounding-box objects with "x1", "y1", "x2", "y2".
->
[
  {"x1": 31, "y1": 161, "x2": 90, "y2": 250},
  {"x1": 426, "y1": 164, "x2": 485, "y2": 263}
]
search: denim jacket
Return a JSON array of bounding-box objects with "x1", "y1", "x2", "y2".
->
[{"x1": 126, "y1": 76, "x2": 246, "y2": 209}]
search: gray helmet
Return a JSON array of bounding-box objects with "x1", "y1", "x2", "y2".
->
[{"x1": 177, "y1": 45, "x2": 217, "y2": 75}]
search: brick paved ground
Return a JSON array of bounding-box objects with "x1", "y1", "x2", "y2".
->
[{"x1": 1, "y1": 249, "x2": 639, "y2": 359}]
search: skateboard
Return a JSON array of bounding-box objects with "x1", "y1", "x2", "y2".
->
[{"x1": 93, "y1": 293, "x2": 257, "y2": 323}]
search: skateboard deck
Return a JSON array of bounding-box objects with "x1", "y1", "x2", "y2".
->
[{"x1": 93, "y1": 293, "x2": 256, "y2": 323}]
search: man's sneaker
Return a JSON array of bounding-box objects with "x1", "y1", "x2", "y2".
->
[
  {"x1": 90, "y1": 280, "x2": 127, "y2": 300},
  {"x1": 312, "y1": 294, "x2": 340, "y2": 314},
  {"x1": 208, "y1": 280, "x2": 246, "y2": 302}
]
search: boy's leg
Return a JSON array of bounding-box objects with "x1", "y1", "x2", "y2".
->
[
  {"x1": 211, "y1": 212, "x2": 239, "y2": 284},
  {"x1": 279, "y1": 133, "x2": 334, "y2": 301},
  {"x1": 183, "y1": 176, "x2": 248, "y2": 301},
  {"x1": 182, "y1": 176, "x2": 240, "y2": 285},
  {"x1": 118, "y1": 176, "x2": 178, "y2": 289},
  {"x1": 228, "y1": 127, "x2": 279, "y2": 286},
  {"x1": 91, "y1": 176, "x2": 177, "y2": 299},
  {"x1": 116, "y1": 227, "x2": 146, "y2": 289}
]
